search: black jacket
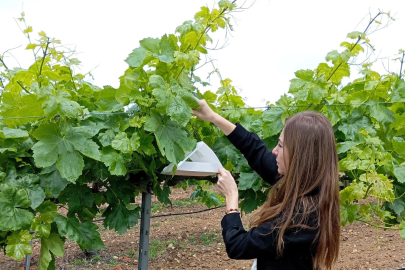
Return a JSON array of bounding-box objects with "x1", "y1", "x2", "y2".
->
[{"x1": 221, "y1": 124, "x2": 318, "y2": 270}]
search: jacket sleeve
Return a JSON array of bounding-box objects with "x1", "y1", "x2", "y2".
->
[
  {"x1": 221, "y1": 213, "x2": 318, "y2": 260},
  {"x1": 221, "y1": 213, "x2": 278, "y2": 260},
  {"x1": 226, "y1": 123, "x2": 279, "y2": 185}
]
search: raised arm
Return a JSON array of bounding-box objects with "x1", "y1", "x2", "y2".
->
[
  {"x1": 193, "y1": 99, "x2": 236, "y2": 135},
  {"x1": 193, "y1": 99, "x2": 279, "y2": 185},
  {"x1": 226, "y1": 124, "x2": 279, "y2": 185}
]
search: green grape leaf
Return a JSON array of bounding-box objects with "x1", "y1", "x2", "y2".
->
[
  {"x1": 39, "y1": 233, "x2": 64, "y2": 270},
  {"x1": 338, "y1": 115, "x2": 372, "y2": 141},
  {"x1": 336, "y1": 141, "x2": 360, "y2": 154},
  {"x1": 170, "y1": 80, "x2": 200, "y2": 107},
  {"x1": 262, "y1": 119, "x2": 283, "y2": 138},
  {"x1": 359, "y1": 173, "x2": 394, "y2": 201},
  {"x1": 14, "y1": 174, "x2": 45, "y2": 209},
  {"x1": 167, "y1": 96, "x2": 193, "y2": 126},
  {"x1": 125, "y1": 47, "x2": 154, "y2": 68},
  {"x1": 347, "y1": 31, "x2": 366, "y2": 39},
  {"x1": 31, "y1": 201, "x2": 58, "y2": 238},
  {"x1": 202, "y1": 91, "x2": 217, "y2": 103},
  {"x1": 195, "y1": 6, "x2": 210, "y2": 23},
  {"x1": 145, "y1": 110, "x2": 196, "y2": 164},
  {"x1": 64, "y1": 184, "x2": 94, "y2": 213},
  {"x1": 40, "y1": 166, "x2": 69, "y2": 198},
  {"x1": 47, "y1": 254, "x2": 56, "y2": 270},
  {"x1": 94, "y1": 86, "x2": 124, "y2": 112},
  {"x1": 239, "y1": 189, "x2": 267, "y2": 214},
  {"x1": 182, "y1": 31, "x2": 198, "y2": 49},
  {"x1": 63, "y1": 126, "x2": 102, "y2": 161},
  {"x1": 112, "y1": 132, "x2": 140, "y2": 153},
  {"x1": 32, "y1": 123, "x2": 61, "y2": 167},
  {"x1": 295, "y1": 69, "x2": 314, "y2": 81},
  {"x1": 392, "y1": 78, "x2": 405, "y2": 102},
  {"x1": 115, "y1": 69, "x2": 141, "y2": 105},
  {"x1": 0, "y1": 93, "x2": 44, "y2": 126},
  {"x1": 42, "y1": 89, "x2": 82, "y2": 119},
  {"x1": 340, "y1": 203, "x2": 360, "y2": 226},
  {"x1": 393, "y1": 137, "x2": 405, "y2": 159},
  {"x1": 137, "y1": 131, "x2": 156, "y2": 156},
  {"x1": 157, "y1": 34, "x2": 178, "y2": 63},
  {"x1": 140, "y1": 37, "x2": 160, "y2": 53},
  {"x1": 262, "y1": 107, "x2": 284, "y2": 123},
  {"x1": 56, "y1": 151, "x2": 84, "y2": 183},
  {"x1": 238, "y1": 172, "x2": 262, "y2": 191},
  {"x1": 262, "y1": 107, "x2": 284, "y2": 138},
  {"x1": 43, "y1": 70, "x2": 62, "y2": 81},
  {"x1": 32, "y1": 123, "x2": 101, "y2": 182},
  {"x1": 98, "y1": 129, "x2": 117, "y2": 147},
  {"x1": 340, "y1": 181, "x2": 366, "y2": 204},
  {"x1": 77, "y1": 116, "x2": 108, "y2": 136},
  {"x1": 153, "y1": 180, "x2": 172, "y2": 205},
  {"x1": 174, "y1": 50, "x2": 200, "y2": 68},
  {"x1": 0, "y1": 127, "x2": 29, "y2": 139},
  {"x1": 5, "y1": 230, "x2": 32, "y2": 261},
  {"x1": 394, "y1": 165, "x2": 405, "y2": 183},
  {"x1": 329, "y1": 62, "x2": 351, "y2": 83},
  {"x1": 129, "y1": 115, "x2": 146, "y2": 128},
  {"x1": 101, "y1": 146, "x2": 128, "y2": 175},
  {"x1": 103, "y1": 203, "x2": 141, "y2": 235},
  {"x1": 212, "y1": 136, "x2": 239, "y2": 165},
  {"x1": 0, "y1": 183, "x2": 34, "y2": 231},
  {"x1": 388, "y1": 198, "x2": 405, "y2": 216},
  {"x1": 289, "y1": 77, "x2": 328, "y2": 104},
  {"x1": 190, "y1": 186, "x2": 222, "y2": 208},
  {"x1": 366, "y1": 102, "x2": 396, "y2": 124},
  {"x1": 54, "y1": 215, "x2": 105, "y2": 251},
  {"x1": 36, "y1": 201, "x2": 58, "y2": 217},
  {"x1": 94, "y1": 193, "x2": 106, "y2": 207},
  {"x1": 149, "y1": 75, "x2": 172, "y2": 111}
]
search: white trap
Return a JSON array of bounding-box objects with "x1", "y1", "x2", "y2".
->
[{"x1": 161, "y1": 141, "x2": 222, "y2": 176}]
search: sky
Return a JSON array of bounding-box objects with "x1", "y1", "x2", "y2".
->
[{"x1": 1, "y1": 0, "x2": 405, "y2": 107}]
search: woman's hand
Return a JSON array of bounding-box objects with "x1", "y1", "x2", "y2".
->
[
  {"x1": 193, "y1": 99, "x2": 218, "y2": 123},
  {"x1": 193, "y1": 99, "x2": 236, "y2": 135},
  {"x1": 217, "y1": 168, "x2": 239, "y2": 210}
]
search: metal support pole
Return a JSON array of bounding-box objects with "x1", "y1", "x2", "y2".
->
[
  {"x1": 138, "y1": 192, "x2": 152, "y2": 270},
  {"x1": 25, "y1": 239, "x2": 32, "y2": 270}
]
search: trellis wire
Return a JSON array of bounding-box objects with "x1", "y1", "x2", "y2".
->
[
  {"x1": 91, "y1": 204, "x2": 226, "y2": 223},
  {"x1": 0, "y1": 101, "x2": 400, "y2": 121}
]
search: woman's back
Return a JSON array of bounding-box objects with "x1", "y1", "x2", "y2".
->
[
  {"x1": 193, "y1": 101, "x2": 340, "y2": 270},
  {"x1": 223, "y1": 122, "x2": 320, "y2": 269}
]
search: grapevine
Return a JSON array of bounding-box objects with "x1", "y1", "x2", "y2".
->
[{"x1": 0, "y1": 1, "x2": 404, "y2": 269}]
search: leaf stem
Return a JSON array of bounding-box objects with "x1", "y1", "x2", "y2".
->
[
  {"x1": 175, "y1": 66, "x2": 185, "y2": 80},
  {"x1": 0, "y1": 57, "x2": 9, "y2": 69},
  {"x1": 363, "y1": 183, "x2": 373, "y2": 199},
  {"x1": 38, "y1": 38, "x2": 50, "y2": 86},
  {"x1": 17, "y1": 81, "x2": 29, "y2": 93},
  {"x1": 1, "y1": 55, "x2": 29, "y2": 93},
  {"x1": 193, "y1": 5, "x2": 232, "y2": 52},
  {"x1": 355, "y1": 218, "x2": 399, "y2": 230},
  {"x1": 175, "y1": 4, "x2": 233, "y2": 80},
  {"x1": 326, "y1": 12, "x2": 381, "y2": 82}
]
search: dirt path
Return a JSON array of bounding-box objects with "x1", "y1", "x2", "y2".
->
[{"x1": 1, "y1": 186, "x2": 404, "y2": 270}]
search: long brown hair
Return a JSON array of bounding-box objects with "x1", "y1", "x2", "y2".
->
[{"x1": 250, "y1": 111, "x2": 340, "y2": 270}]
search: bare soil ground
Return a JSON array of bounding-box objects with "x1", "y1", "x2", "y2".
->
[{"x1": 1, "y1": 186, "x2": 405, "y2": 270}]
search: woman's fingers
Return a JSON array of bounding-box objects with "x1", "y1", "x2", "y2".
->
[
  {"x1": 192, "y1": 99, "x2": 216, "y2": 122},
  {"x1": 216, "y1": 168, "x2": 238, "y2": 197}
]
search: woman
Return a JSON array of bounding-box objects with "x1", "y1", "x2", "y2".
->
[{"x1": 193, "y1": 99, "x2": 340, "y2": 270}]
